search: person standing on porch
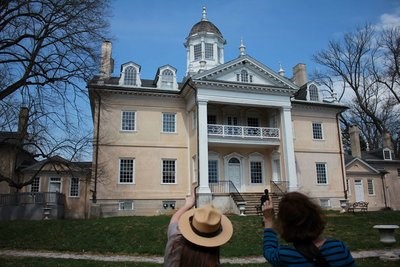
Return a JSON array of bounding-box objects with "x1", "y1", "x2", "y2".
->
[{"x1": 262, "y1": 192, "x2": 355, "y2": 266}]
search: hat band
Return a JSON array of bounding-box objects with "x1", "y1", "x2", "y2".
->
[{"x1": 189, "y1": 216, "x2": 222, "y2": 238}]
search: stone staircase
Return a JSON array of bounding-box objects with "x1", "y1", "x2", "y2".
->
[{"x1": 240, "y1": 192, "x2": 281, "y2": 216}]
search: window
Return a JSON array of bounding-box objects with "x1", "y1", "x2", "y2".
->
[
  {"x1": 250, "y1": 161, "x2": 263, "y2": 183},
  {"x1": 312, "y1": 123, "x2": 323, "y2": 140},
  {"x1": 397, "y1": 168, "x2": 400, "y2": 177},
  {"x1": 205, "y1": 43, "x2": 213, "y2": 59},
  {"x1": 121, "y1": 111, "x2": 136, "y2": 131},
  {"x1": 367, "y1": 179, "x2": 375, "y2": 195},
  {"x1": 162, "y1": 160, "x2": 176, "y2": 184},
  {"x1": 208, "y1": 160, "x2": 218, "y2": 183},
  {"x1": 49, "y1": 177, "x2": 61, "y2": 192},
  {"x1": 309, "y1": 84, "x2": 319, "y2": 101},
  {"x1": 207, "y1": 114, "x2": 217, "y2": 124},
  {"x1": 162, "y1": 113, "x2": 176, "y2": 133},
  {"x1": 241, "y1": 70, "x2": 249, "y2": 82},
  {"x1": 161, "y1": 69, "x2": 174, "y2": 88},
  {"x1": 70, "y1": 177, "x2": 80, "y2": 197},
  {"x1": 194, "y1": 44, "x2": 201, "y2": 60},
  {"x1": 316, "y1": 163, "x2": 327, "y2": 184},
  {"x1": 320, "y1": 199, "x2": 331, "y2": 208},
  {"x1": 30, "y1": 177, "x2": 40, "y2": 192},
  {"x1": 119, "y1": 159, "x2": 134, "y2": 184},
  {"x1": 383, "y1": 148, "x2": 392, "y2": 160},
  {"x1": 124, "y1": 66, "x2": 136, "y2": 85},
  {"x1": 119, "y1": 201, "x2": 133, "y2": 210},
  {"x1": 247, "y1": 117, "x2": 259, "y2": 127}
]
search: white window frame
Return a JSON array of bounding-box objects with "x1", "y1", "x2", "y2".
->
[
  {"x1": 48, "y1": 177, "x2": 62, "y2": 192},
  {"x1": 308, "y1": 84, "x2": 320, "y2": 101},
  {"x1": 249, "y1": 152, "x2": 264, "y2": 184},
  {"x1": 194, "y1": 43, "x2": 202, "y2": 60},
  {"x1": 118, "y1": 201, "x2": 134, "y2": 211},
  {"x1": 312, "y1": 122, "x2": 324, "y2": 140},
  {"x1": 121, "y1": 111, "x2": 136, "y2": 132},
  {"x1": 383, "y1": 148, "x2": 392, "y2": 160},
  {"x1": 208, "y1": 159, "x2": 219, "y2": 183},
  {"x1": 205, "y1": 43, "x2": 213, "y2": 59},
  {"x1": 118, "y1": 158, "x2": 135, "y2": 184},
  {"x1": 30, "y1": 177, "x2": 40, "y2": 192},
  {"x1": 162, "y1": 112, "x2": 176, "y2": 133},
  {"x1": 161, "y1": 159, "x2": 177, "y2": 184},
  {"x1": 316, "y1": 162, "x2": 328, "y2": 185},
  {"x1": 367, "y1": 179, "x2": 375, "y2": 195},
  {"x1": 69, "y1": 177, "x2": 80, "y2": 197},
  {"x1": 320, "y1": 199, "x2": 331, "y2": 208},
  {"x1": 161, "y1": 69, "x2": 174, "y2": 88},
  {"x1": 124, "y1": 66, "x2": 136, "y2": 85}
]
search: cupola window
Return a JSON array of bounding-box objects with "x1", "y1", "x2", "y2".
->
[
  {"x1": 205, "y1": 43, "x2": 213, "y2": 59},
  {"x1": 194, "y1": 44, "x2": 202, "y2": 60},
  {"x1": 124, "y1": 66, "x2": 137, "y2": 86}
]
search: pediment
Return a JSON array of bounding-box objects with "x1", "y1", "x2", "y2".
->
[
  {"x1": 191, "y1": 55, "x2": 298, "y2": 90},
  {"x1": 346, "y1": 158, "x2": 380, "y2": 174}
]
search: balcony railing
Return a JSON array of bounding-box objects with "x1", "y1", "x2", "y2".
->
[
  {"x1": 0, "y1": 192, "x2": 65, "y2": 206},
  {"x1": 208, "y1": 124, "x2": 279, "y2": 139}
]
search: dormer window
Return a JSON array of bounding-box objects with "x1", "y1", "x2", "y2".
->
[
  {"x1": 119, "y1": 62, "x2": 142, "y2": 87},
  {"x1": 161, "y1": 69, "x2": 174, "y2": 89},
  {"x1": 309, "y1": 84, "x2": 319, "y2": 101},
  {"x1": 124, "y1": 66, "x2": 136, "y2": 85},
  {"x1": 383, "y1": 148, "x2": 392, "y2": 160},
  {"x1": 156, "y1": 65, "x2": 178, "y2": 90}
]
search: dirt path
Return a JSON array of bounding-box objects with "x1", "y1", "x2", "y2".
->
[{"x1": 1, "y1": 248, "x2": 400, "y2": 264}]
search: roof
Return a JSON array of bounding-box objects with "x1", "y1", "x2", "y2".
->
[{"x1": 189, "y1": 20, "x2": 223, "y2": 38}]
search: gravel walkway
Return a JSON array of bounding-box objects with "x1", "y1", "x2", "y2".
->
[{"x1": 1, "y1": 248, "x2": 400, "y2": 264}]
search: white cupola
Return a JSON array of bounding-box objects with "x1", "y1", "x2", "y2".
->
[{"x1": 184, "y1": 7, "x2": 226, "y2": 76}]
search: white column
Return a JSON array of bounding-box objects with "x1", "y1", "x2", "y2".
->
[
  {"x1": 281, "y1": 106, "x2": 298, "y2": 191},
  {"x1": 197, "y1": 100, "x2": 212, "y2": 205}
]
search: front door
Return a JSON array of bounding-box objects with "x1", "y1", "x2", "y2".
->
[
  {"x1": 354, "y1": 179, "x2": 364, "y2": 202},
  {"x1": 228, "y1": 157, "x2": 241, "y2": 191}
]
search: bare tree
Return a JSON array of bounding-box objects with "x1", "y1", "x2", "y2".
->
[
  {"x1": 313, "y1": 24, "x2": 400, "y2": 153},
  {"x1": 0, "y1": 0, "x2": 111, "y2": 191}
]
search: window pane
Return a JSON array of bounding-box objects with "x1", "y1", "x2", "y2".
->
[
  {"x1": 241, "y1": 70, "x2": 248, "y2": 82},
  {"x1": 250, "y1": 161, "x2": 262, "y2": 183},
  {"x1": 161, "y1": 69, "x2": 174, "y2": 88},
  {"x1": 316, "y1": 163, "x2": 327, "y2": 184},
  {"x1": 205, "y1": 43, "x2": 213, "y2": 59},
  {"x1": 162, "y1": 160, "x2": 176, "y2": 183},
  {"x1": 119, "y1": 159, "x2": 134, "y2": 183},
  {"x1": 207, "y1": 115, "x2": 217, "y2": 124},
  {"x1": 119, "y1": 201, "x2": 133, "y2": 210},
  {"x1": 367, "y1": 179, "x2": 374, "y2": 195},
  {"x1": 122, "y1": 111, "x2": 135, "y2": 131},
  {"x1": 124, "y1": 66, "x2": 136, "y2": 85},
  {"x1": 31, "y1": 177, "x2": 40, "y2": 192},
  {"x1": 70, "y1": 177, "x2": 79, "y2": 197},
  {"x1": 163, "y1": 113, "x2": 176, "y2": 132},
  {"x1": 312, "y1": 123, "x2": 323, "y2": 139},
  {"x1": 194, "y1": 44, "x2": 201, "y2": 60},
  {"x1": 208, "y1": 160, "x2": 218, "y2": 183},
  {"x1": 309, "y1": 85, "x2": 319, "y2": 101}
]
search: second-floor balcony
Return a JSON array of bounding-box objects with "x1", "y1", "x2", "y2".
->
[{"x1": 207, "y1": 124, "x2": 280, "y2": 140}]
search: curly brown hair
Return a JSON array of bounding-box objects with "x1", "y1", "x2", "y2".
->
[{"x1": 276, "y1": 192, "x2": 326, "y2": 243}]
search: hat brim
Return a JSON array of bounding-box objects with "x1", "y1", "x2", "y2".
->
[{"x1": 178, "y1": 208, "x2": 233, "y2": 247}]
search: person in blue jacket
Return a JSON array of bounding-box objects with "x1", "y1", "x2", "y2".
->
[{"x1": 262, "y1": 192, "x2": 355, "y2": 267}]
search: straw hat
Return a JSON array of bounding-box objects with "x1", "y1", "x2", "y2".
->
[{"x1": 178, "y1": 204, "x2": 233, "y2": 247}]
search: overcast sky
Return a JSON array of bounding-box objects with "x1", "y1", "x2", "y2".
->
[{"x1": 108, "y1": 0, "x2": 400, "y2": 81}]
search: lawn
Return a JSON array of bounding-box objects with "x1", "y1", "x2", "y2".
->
[{"x1": 0, "y1": 210, "x2": 399, "y2": 266}]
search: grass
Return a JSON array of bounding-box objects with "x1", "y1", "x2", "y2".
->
[{"x1": 0, "y1": 210, "x2": 399, "y2": 265}]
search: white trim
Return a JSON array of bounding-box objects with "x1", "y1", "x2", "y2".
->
[
  {"x1": 161, "y1": 158, "x2": 177, "y2": 184},
  {"x1": 120, "y1": 110, "x2": 137, "y2": 132},
  {"x1": 118, "y1": 158, "x2": 135, "y2": 184},
  {"x1": 69, "y1": 177, "x2": 80, "y2": 197}
]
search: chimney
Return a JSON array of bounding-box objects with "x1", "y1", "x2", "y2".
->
[
  {"x1": 100, "y1": 41, "x2": 113, "y2": 79},
  {"x1": 382, "y1": 132, "x2": 393, "y2": 149},
  {"x1": 349, "y1": 125, "x2": 361, "y2": 158},
  {"x1": 18, "y1": 107, "x2": 29, "y2": 139},
  {"x1": 292, "y1": 63, "x2": 307, "y2": 87}
]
